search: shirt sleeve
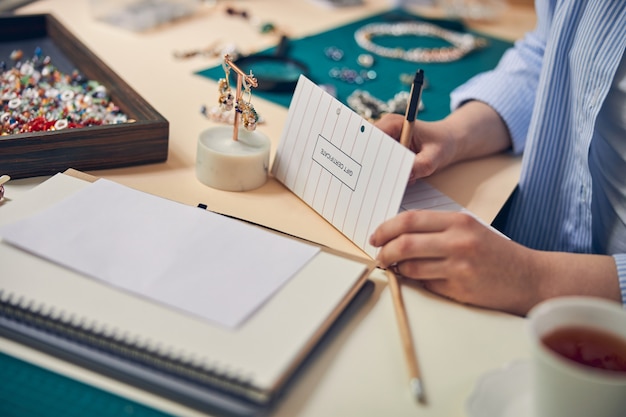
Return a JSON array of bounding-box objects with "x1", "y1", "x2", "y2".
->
[
  {"x1": 613, "y1": 255, "x2": 626, "y2": 306},
  {"x1": 450, "y1": 3, "x2": 549, "y2": 154}
]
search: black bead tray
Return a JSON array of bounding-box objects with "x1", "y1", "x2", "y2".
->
[{"x1": 0, "y1": 13, "x2": 169, "y2": 179}]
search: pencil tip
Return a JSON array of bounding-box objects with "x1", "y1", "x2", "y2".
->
[{"x1": 410, "y1": 378, "x2": 426, "y2": 404}]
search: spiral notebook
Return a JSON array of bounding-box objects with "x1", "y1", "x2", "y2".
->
[{"x1": 0, "y1": 170, "x2": 374, "y2": 417}]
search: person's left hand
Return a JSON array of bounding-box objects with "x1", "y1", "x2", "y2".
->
[{"x1": 369, "y1": 209, "x2": 539, "y2": 316}]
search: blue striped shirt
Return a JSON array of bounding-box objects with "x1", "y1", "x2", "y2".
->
[{"x1": 450, "y1": 0, "x2": 626, "y2": 305}]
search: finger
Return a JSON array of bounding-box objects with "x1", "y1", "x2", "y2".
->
[
  {"x1": 420, "y1": 278, "x2": 445, "y2": 292},
  {"x1": 374, "y1": 113, "x2": 404, "y2": 140},
  {"x1": 395, "y1": 257, "x2": 447, "y2": 280},
  {"x1": 370, "y1": 210, "x2": 454, "y2": 247},
  {"x1": 376, "y1": 232, "x2": 448, "y2": 268},
  {"x1": 412, "y1": 147, "x2": 438, "y2": 179},
  {"x1": 420, "y1": 279, "x2": 457, "y2": 302}
]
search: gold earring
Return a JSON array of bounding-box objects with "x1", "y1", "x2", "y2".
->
[
  {"x1": 217, "y1": 63, "x2": 234, "y2": 111},
  {"x1": 239, "y1": 78, "x2": 258, "y2": 131}
]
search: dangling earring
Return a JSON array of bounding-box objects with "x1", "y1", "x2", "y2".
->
[
  {"x1": 238, "y1": 76, "x2": 259, "y2": 131},
  {"x1": 217, "y1": 62, "x2": 234, "y2": 111}
]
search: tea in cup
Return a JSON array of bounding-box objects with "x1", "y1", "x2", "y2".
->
[{"x1": 527, "y1": 296, "x2": 626, "y2": 417}]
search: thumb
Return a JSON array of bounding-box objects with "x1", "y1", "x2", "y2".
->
[{"x1": 410, "y1": 148, "x2": 438, "y2": 180}]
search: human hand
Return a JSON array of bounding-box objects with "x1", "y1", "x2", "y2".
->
[
  {"x1": 369, "y1": 209, "x2": 539, "y2": 316},
  {"x1": 375, "y1": 113, "x2": 456, "y2": 181},
  {"x1": 375, "y1": 101, "x2": 513, "y2": 182}
]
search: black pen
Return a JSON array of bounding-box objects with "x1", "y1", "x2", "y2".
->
[{"x1": 399, "y1": 69, "x2": 424, "y2": 148}]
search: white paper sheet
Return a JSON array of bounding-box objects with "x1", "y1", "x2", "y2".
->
[
  {"x1": 400, "y1": 180, "x2": 463, "y2": 212},
  {"x1": 0, "y1": 179, "x2": 320, "y2": 329}
]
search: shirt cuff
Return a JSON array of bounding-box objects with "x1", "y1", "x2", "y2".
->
[{"x1": 613, "y1": 254, "x2": 626, "y2": 306}]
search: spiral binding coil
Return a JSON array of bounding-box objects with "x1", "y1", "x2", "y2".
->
[{"x1": 0, "y1": 291, "x2": 265, "y2": 403}]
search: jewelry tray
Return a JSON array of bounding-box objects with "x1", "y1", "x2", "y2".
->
[{"x1": 0, "y1": 14, "x2": 169, "y2": 179}]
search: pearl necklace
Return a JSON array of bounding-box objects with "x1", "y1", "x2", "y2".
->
[{"x1": 354, "y1": 22, "x2": 487, "y2": 63}]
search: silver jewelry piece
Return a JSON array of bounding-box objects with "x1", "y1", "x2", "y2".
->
[
  {"x1": 357, "y1": 53, "x2": 375, "y2": 68},
  {"x1": 347, "y1": 90, "x2": 424, "y2": 120}
]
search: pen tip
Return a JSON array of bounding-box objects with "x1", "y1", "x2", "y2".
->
[{"x1": 414, "y1": 69, "x2": 424, "y2": 84}]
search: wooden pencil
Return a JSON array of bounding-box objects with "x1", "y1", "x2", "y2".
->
[{"x1": 385, "y1": 268, "x2": 426, "y2": 404}]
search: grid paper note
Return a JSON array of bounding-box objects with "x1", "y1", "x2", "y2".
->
[{"x1": 276, "y1": 75, "x2": 437, "y2": 258}]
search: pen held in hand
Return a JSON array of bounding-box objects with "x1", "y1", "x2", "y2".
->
[{"x1": 399, "y1": 69, "x2": 424, "y2": 149}]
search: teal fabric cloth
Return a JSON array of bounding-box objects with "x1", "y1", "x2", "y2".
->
[
  {"x1": 0, "y1": 352, "x2": 172, "y2": 417},
  {"x1": 196, "y1": 8, "x2": 513, "y2": 121}
]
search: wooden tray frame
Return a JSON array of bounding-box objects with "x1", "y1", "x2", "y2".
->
[{"x1": 0, "y1": 14, "x2": 169, "y2": 179}]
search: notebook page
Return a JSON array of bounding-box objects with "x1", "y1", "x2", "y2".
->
[
  {"x1": 0, "y1": 179, "x2": 320, "y2": 329},
  {"x1": 400, "y1": 180, "x2": 463, "y2": 212}
]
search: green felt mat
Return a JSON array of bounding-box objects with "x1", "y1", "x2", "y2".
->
[
  {"x1": 0, "y1": 351, "x2": 172, "y2": 417},
  {"x1": 196, "y1": 8, "x2": 513, "y2": 121}
]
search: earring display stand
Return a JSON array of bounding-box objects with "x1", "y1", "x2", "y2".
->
[{"x1": 196, "y1": 55, "x2": 270, "y2": 192}]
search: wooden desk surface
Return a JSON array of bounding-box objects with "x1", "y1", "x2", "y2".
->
[{"x1": 2, "y1": 1, "x2": 535, "y2": 416}]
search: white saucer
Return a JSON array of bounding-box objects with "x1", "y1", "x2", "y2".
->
[{"x1": 466, "y1": 360, "x2": 532, "y2": 417}]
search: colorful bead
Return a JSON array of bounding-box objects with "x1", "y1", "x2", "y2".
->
[
  {"x1": 54, "y1": 119, "x2": 68, "y2": 130},
  {"x1": 328, "y1": 67, "x2": 377, "y2": 84},
  {"x1": 259, "y1": 22, "x2": 276, "y2": 34},
  {"x1": 9, "y1": 49, "x2": 23, "y2": 61},
  {"x1": 357, "y1": 53, "x2": 375, "y2": 68},
  {"x1": 1, "y1": 48, "x2": 128, "y2": 136},
  {"x1": 324, "y1": 46, "x2": 344, "y2": 61}
]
